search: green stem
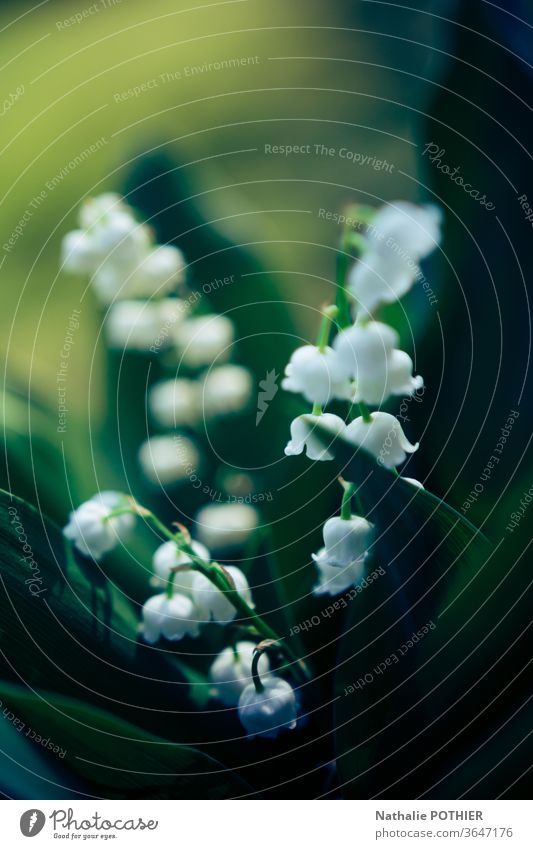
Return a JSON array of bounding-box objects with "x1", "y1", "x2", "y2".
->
[
  {"x1": 312, "y1": 403, "x2": 323, "y2": 416},
  {"x1": 340, "y1": 482, "x2": 356, "y2": 520},
  {"x1": 107, "y1": 505, "x2": 310, "y2": 683},
  {"x1": 317, "y1": 304, "x2": 339, "y2": 352},
  {"x1": 358, "y1": 400, "x2": 373, "y2": 423}
]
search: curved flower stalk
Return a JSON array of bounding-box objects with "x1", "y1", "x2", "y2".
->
[
  {"x1": 63, "y1": 496, "x2": 308, "y2": 738},
  {"x1": 282, "y1": 199, "x2": 441, "y2": 595}
]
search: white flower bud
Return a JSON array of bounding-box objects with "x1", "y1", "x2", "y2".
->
[
  {"x1": 209, "y1": 642, "x2": 270, "y2": 706},
  {"x1": 63, "y1": 491, "x2": 134, "y2": 559},
  {"x1": 201, "y1": 365, "x2": 253, "y2": 417},
  {"x1": 128, "y1": 245, "x2": 185, "y2": 297},
  {"x1": 149, "y1": 379, "x2": 200, "y2": 428},
  {"x1": 344, "y1": 412, "x2": 418, "y2": 469},
  {"x1": 282, "y1": 345, "x2": 353, "y2": 405},
  {"x1": 106, "y1": 300, "x2": 164, "y2": 350},
  {"x1": 61, "y1": 230, "x2": 102, "y2": 274},
  {"x1": 138, "y1": 435, "x2": 199, "y2": 486},
  {"x1": 91, "y1": 210, "x2": 150, "y2": 266},
  {"x1": 312, "y1": 548, "x2": 366, "y2": 596},
  {"x1": 285, "y1": 413, "x2": 346, "y2": 462},
  {"x1": 333, "y1": 321, "x2": 423, "y2": 404},
  {"x1": 348, "y1": 202, "x2": 441, "y2": 313},
  {"x1": 238, "y1": 677, "x2": 297, "y2": 739},
  {"x1": 322, "y1": 515, "x2": 374, "y2": 567},
  {"x1": 195, "y1": 503, "x2": 259, "y2": 551},
  {"x1": 151, "y1": 539, "x2": 210, "y2": 589},
  {"x1": 175, "y1": 315, "x2": 234, "y2": 368},
  {"x1": 79, "y1": 193, "x2": 124, "y2": 229},
  {"x1": 141, "y1": 593, "x2": 200, "y2": 643},
  {"x1": 191, "y1": 566, "x2": 253, "y2": 624}
]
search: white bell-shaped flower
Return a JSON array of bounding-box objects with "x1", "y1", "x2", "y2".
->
[
  {"x1": 106, "y1": 300, "x2": 162, "y2": 350},
  {"x1": 333, "y1": 321, "x2": 423, "y2": 404},
  {"x1": 128, "y1": 245, "x2": 185, "y2": 297},
  {"x1": 61, "y1": 229, "x2": 102, "y2": 274},
  {"x1": 151, "y1": 539, "x2": 210, "y2": 589},
  {"x1": 285, "y1": 413, "x2": 346, "y2": 462},
  {"x1": 195, "y1": 503, "x2": 259, "y2": 551},
  {"x1": 138, "y1": 434, "x2": 199, "y2": 486},
  {"x1": 175, "y1": 315, "x2": 234, "y2": 368},
  {"x1": 90, "y1": 209, "x2": 151, "y2": 266},
  {"x1": 209, "y1": 642, "x2": 270, "y2": 706},
  {"x1": 63, "y1": 491, "x2": 134, "y2": 559},
  {"x1": 345, "y1": 412, "x2": 418, "y2": 469},
  {"x1": 191, "y1": 565, "x2": 253, "y2": 624},
  {"x1": 141, "y1": 592, "x2": 200, "y2": 643},
  {"x1": 238, "y1": 677, "x2": 297, "y2": 739},
  {"x1": 201, "y1": 365, "x2": 253, "y2": 417},
  {"x1": 282, "y1": 345, "x2": 353, "y2": 405},
  {"x1": 149, "y1": 379, "x2": 200, "y2": 428},
  {"x1": 348, "y1": 202, "x2": 441, "y2": 313},
  {"x1": 312, "y1": 548, "x2": 367, "y2": 596},
  {"x1": 322, "y1": 515, "x2": 374, "y2": 567},
  {"x1": 79, "y1": 193, "x2": 124, "y2": 229}
]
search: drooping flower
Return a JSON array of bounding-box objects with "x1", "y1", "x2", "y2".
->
[
  {"x1": 344, "y1": 412, "x2": 418, "y2": 469},
  {"x1": 195, "y1": 503, "x2": 259, "y2": 551},
  {"x1": 284, "y1": 413, "x2": 346, "y2": 461},
  {"x1": 174, "y1": 315, "x2": 234, "y2": 368},
  {"x1": 348, "y1": 202, "x2": 442, "y2": 313},
  {"x1": 209, "y1": 642, "x2": 270, "y2": 706},
  {"x1": 128, "y1": 245, "x2": 185, "y2": 298},
  {"x1": 201, "y1": 365, "x2": 253, "y2": 417},
  {"x1": 238, "y1": 677, "x2": 297, "y2": 739},
  {"x1": 151, "y1": 539, "x2": 210, "y2": 589},
  {"x1": 148, "y1": 379, "x2": 200, "y2": 428},
  {"x1": 322, "y1": 515, "x2": 374, "y2": 567},
  {"x1": 191, "y1": 565, "x2": 253, "y2": 624},
  {"x1": 106, "y1": 300, "x2": 185, "y2": 351},
  {"x1": 138, "y1": 434, "x2": 199, "y2": 486},
  {"x1": 63, "y1": 491, "x2": 134, "y2": 559},
  {"x1": 282, "y1": 345, "x2": 353, "y2": 405},
  {"x1": 312, "y1": 548, "x2": 367, "y2": 596},
  {"x1": 141, "y1": 593, "x2": 200, "y2": 643},
  {"x1": 333, "y1": 321, "x2": 423, "y2": 404}
]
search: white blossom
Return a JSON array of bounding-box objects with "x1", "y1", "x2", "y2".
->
[
  {"x1": 175, "y1": 315, "x2": 234, "y2": 368},
  {"x1": 402, "y1": 477, "x2": 424, "y2": 489},
  {"x1": 148, "y1": 379, "x2": 200, "y2": 428},
  {"x1": 61, "y1": 230, "x2": 101, "y2": 274},
  {"x1": 138, "y1": 434, "x2": 199, "y2": 486},
  {"x1": 344, "y1": 411, "x2": 418, "y2": 469},
  {"x1": 333, "y1": 321, "x2": 423, "y2": 404},
  {"x1": 201, "y1": 365, "x2": 253, "y2": 417},
  {"x1": 238, "y1": 677, "x2": 297, "y2": 739},
  {"x1": 322, "y1": 515, "x2": 374, "y2": 567},
  {"x1": 312, "y1": 548, "x2": 367, "y2": 596},
  {"x1": 282, "y1": 345, "x2": 353, "y2": 405},
  {"x1": 127, "y1": 245, "x2": 185, "y2": 298},
  {"x1": 79, "y1": 193, "x2": 124, "y2": 229},
  {"x1": 348, "y1": 202, "x2": 442, "y2": 313},
  {"x1": 191, "y1": 565, "x2": 253, "y2": 624},
  {"x1": 63, "y1": 491, "x2": 134, "y2": 559},
  {"x1": 284, "y1": 413, "x2": 346, "y2": 462},
  {"x1": 141, "y1": 593, "x2": 200, "y2": 643},
  {"x1": 151, "y1": 539, "x2": 210, "y2": 589},
  {"x1": 209, "y1": 642, "x2": 270, "y2": 706},
  {"x1": 195, "y1": 503, "x2": 259, "y2": 550}
]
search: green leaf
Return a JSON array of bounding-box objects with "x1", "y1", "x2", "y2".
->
[
  {"x1": 0, "y1": 682, "x2": 251, "y2": 798},
  {"x1": 312, "y1": 425, "x2": 495, "y2": 797}
]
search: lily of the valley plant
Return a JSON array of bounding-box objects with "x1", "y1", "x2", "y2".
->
[{"x1": 62, "y1": 196, "x2": 441, "y2": 740}]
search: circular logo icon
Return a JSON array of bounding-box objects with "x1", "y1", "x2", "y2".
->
[{"x1": 20, "y1": 810, "x2": 46, "y2": 837}]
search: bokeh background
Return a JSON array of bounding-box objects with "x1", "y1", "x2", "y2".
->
[{"x1": 0, "y1": 0, "x2": 531, "y2": 800}]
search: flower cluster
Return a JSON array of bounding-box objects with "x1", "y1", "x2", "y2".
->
[
  {"x1": 63, "y1": 494, "x2": 298, "y2": 740},
  {"x1": 283, "y1": 200, "x2": 440, "y2": 594},
  {"x1": 62, "y1": 194, "x2": 257, "y2": 544}
]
